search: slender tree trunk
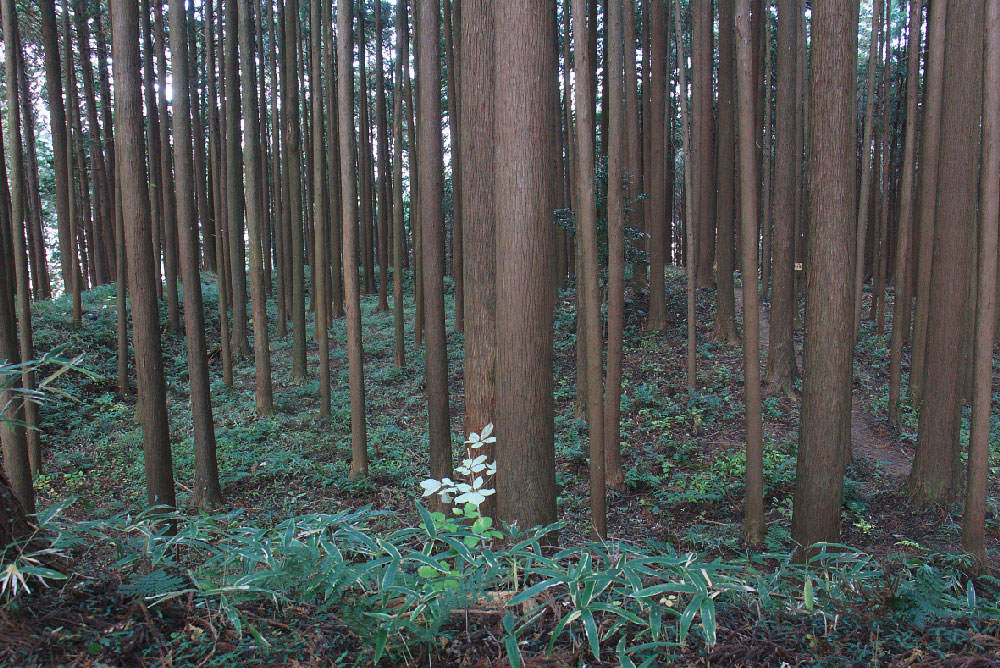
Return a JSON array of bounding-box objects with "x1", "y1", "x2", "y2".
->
[
  {"x1": 646, "y1": 0, "x2": 668, "y2": 331},
  {"x1": 405, "y1": 30, "x2": 423, "y2": 348},
  {"x1": 888, "y1": 0, "x2": 923, "y2": 426},
  {"x1": 907, "y1": 0, "x2": 983, "y2": 505},
  {"x1": 714, "y1": 0, "x2": 738, "y2": 344},
  {"x1": 760, "y1": 25, "x2": 774, "y2": 298},
  {"x1": 735, "y1": 0, "x2": 765, "y2": 546},
  {"x1": 444, "y1": 0, "x2": 464, "y2": 332},
  {"x1": 39, "y1": 0, "x2": 75, "y2": 307},
  {"x1": 111, "y1": 0, "x2": 177, "y2": 510},
  {"x1": 765, "y1": 0, "x2": 799, "y2": 394},
  {"x1": 375, "y1": 0, "x2": 391, "y2": 313},
  {"x1": 140, "y1": 0, "x2": 163, "y2": 303},
  {"x1": 624, "y1": 0, "x2": 645, "y2": 289},
  {"x1": 962, "y1": 0, "x2": 999, "y2": 562},
  {"x1": 417, "y1": 0, "x2": 454, "y2": 491},
  {"x1": 494, "y1": 0, "x2": 558, "y2": 533},
  {"x1": 237, "y1": 0, "x2": 275, "y2": 415},
  {"x1": 393, "y1": 0, "x2": 410, "y2": 367},
  {"x1": 338, "y1": 0, "x2": 369, "y2": 477},
  {"x1": 604, "y1": 0, "x2": 625, "y2": 493},
  {"x1": 324, "y1": 0, "x2": 342, "y2": 320},
  {"x1": 908, "y1": 0, "x2": 946, "y2": 405},
  {"x1": 170, "y1": 0, "x2": 223, "y2": 508},
  {"x1": 17, "y1": 42, "x2": 51, "y2": 301},
  {"x1": 358, "y1": 5, "x2": 375, "y2": 297},
  {"x1": 307, "y1": 0, "x2": 329, "y2": 418},
  {"x1": 673, "y1": 0, "x2": 697, "y2": 389},
  {"x1": 790, "y1": 0, "x2": 858, "y2": 558},
  {"x1": 115, "y1": 165, "x2": 129, "y2": 398},
  {"x1": 285, "y1": 0, "x2": 306, "y2": 379},
  {"x1": 692, "y1": 0, "x2": 714, "y2": 287}
]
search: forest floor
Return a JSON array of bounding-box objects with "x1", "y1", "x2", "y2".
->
[{"x1": 1, "y1": 268, "x2": 998, "y2": 667}]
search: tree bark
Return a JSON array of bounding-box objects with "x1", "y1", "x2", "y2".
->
[
  {"x1": 790, "y1": 0, "x2": 858, "y2": 558},
  {"x1": 714, "y1": 0, "x2": 739, "y2": 344},
  {"x1": 337, "y1": 0, "x2": 369, "y2": 477},
  {"x1": 494, "y1": 0, "x2": 558, "y2": 532},
  {"x1": 907, "y1": 0, "x2": 983, "y2": 505},
  {"x1": 692, "y1": 0, "x2": 715, "y2": 288},
  {"x1": 646, "y1": 0, "x2": 668, "y2": 331},
  {"x1": 111, "y1": 0, "x2": 177, "y2": 510}
]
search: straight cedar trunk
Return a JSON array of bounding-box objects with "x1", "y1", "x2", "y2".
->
[
  {"x1": 714, "y1": 0, "x2": 738, "y2": 344},
  {"x1": 154, "y1": 0, "x2": 181, "y2": 333},
  {"x1": 224, "y1": 0, "x2": 250, "y2": 358},
  {"x1": 285, "y1": 0, "x2": 306, "y2": 380},
  {"x1": 62, "y1": 1, "x2": 83, "y2": 323},
  {"x1": 417, "y1": 0, "x2": 453, "y2": 490},
  {"x1": 735, "y1": 0, "x2": 765, "y2": 546},
  {"x1": 190, "y1": 7, "x2": 215, "y2": 275},
  {"x1": 760, "y1": 27, "x2": 774, "y2": 297},
  {"x1": 323, "y1": 0, "x2": 343, "y2": 320},
  {"x1": 207, "y1": 0, "x2": 233, "y2": 388},
  {"x1": 790, "y1": 0, "x2": 858, "y2": 558},
  {"x1": 645, "y1": 0, "x2": 668, "y2": 331},
  {"x1": 888, "y1": 0, "x2": 923, "y2": 427},
  {"x1": 2, "y1": 0, "x2": 41, "y2": 476},
  {"x1": 572, "y1": 0, "x2": 605, "y2": 540},
  {"x1": 140, "y1": 0, "x2": 164, "y2": 303},
  {"x1": 238, "y1": 0, "x2": 275, "y2": 415},
  {"x1": 624, "y1": 0, "x2": 645, "y2": 289},
  {"x1": 873, "y1": 24, "x2": 894, "y2": 337},
  {"x1": 271, "y1": 0, "x2": 289, "y2": 335},
  {"x1": 38, "y1": 0, "x2": 75, "y2": 306},
  {"x1": 604, "y1": 0, "x2": 626, "y2": 492},
  {"x1": 337, "y1": 0, "x2": 369, "y2": 477},
  {"x1": 308, "y1": 0, "x2": 329, "y2": 419},
  {"x1": 0, "y1": 172, "x2": 33, "y2": 515},
  {"x1": 254, "y1": 0, "x2": 270, "y2": 295},
  {"x1": 444, "y1": 0, "x2": 464, "y2": 333},
  {"x1": 673, "y1": 0, "x2": 697, "y2": 390},
  {"x1": 115, "y1": 166, "x2": 128, "y2": 398},
  {"x1": 406, "y1": 26, "x2": 424, "y2": 349},
  {"x1": 170, "y1": 0, "x2": 223, "y2": 508},
  {"x1": 962, "y1": 0, "x2": 999, "y2": 562},
  {"x1": 375, "y1": 0, "x2": 391, "y2": 313},
  {"x1": 460, "y1": 0, "x2": 497, "y2": 517},
  {"x1": 17, "y1": 41, "x2": 52, "y2": 301},
  {"x1": 692, "y1": 0, "x2": 714, "y2": 288},
  {"x1": 908, "y1": 0, "x2": 946, "y2": 405},
  {"x1": 77, "y1": 4, "x2": 112, "y2": 288},
  {"x1": 393, "y1": 0, "x2": 410, "y2": 367},
  {"x1": 907, "y1": 0, "x2": 983, "y2": 505},
  {"x1": 765, "y1": 0, "x2": 799, "y2": 394},
  {"x1": 358, "y1": 5, "x2": 375, "y2": 297},
  {"x1": 111, "y1": 0, "x2": 177, "y2": 510},
  {"x1": 494, "y1": 0, "x2": 558, "y2": 532}
]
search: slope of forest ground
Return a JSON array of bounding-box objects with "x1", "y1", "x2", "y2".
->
[{"x1": 2, "y1": 270, "x2": 999, "y2": 667}]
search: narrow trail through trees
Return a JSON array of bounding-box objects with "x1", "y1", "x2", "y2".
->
[{"x1": 736, "y1": 287, "x2": 912, "y2": 480}]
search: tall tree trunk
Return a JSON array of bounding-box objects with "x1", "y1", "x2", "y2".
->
[
  {"x1": 444, "y1": 0, "x2": 463, "y2": 332},
  {"x1": 673, "y1": 0, "x2": 697, "y2": 389},
  {"x1": 154, "y1": 0, "x2": 181, "y2": 332},
  {"x1": 285, "y1": 0, "x2": 306, "y2": 379},
  {"x1": 17, "y1": 36, "x2": 51, "y2": 301},
  {"x1": 908, "y1": 0, "x2": 946, "y2": 405},
  {"x1": 417, "y1": 0, "x2": 454, "y2": 493},
  {"x1": 324, "y1": 0, "x2": 342, "y2": 320},
  {"x1": 308, "y1": 0, "x2": 329, "y2": 418},
  {"x1": 375, "y1": 0, "x2": 391, "y2": 313},
  {"x1": 907, "y1": 0, "x2": 983, "y2": 505},
  {"x1": 358, "y1": 5, "x2": 375, "y2": 297},
  {"x1": 692, "y1": 0, "x2": 714, "y2": 287},
  {"x1": 237, "y1": 0, "x2": 275, "y2": 415},
  {"x1": 393, "y1": 0, "x2": 408, "y2": 367},
  {"x1": 170, "y1": 0, "x2": 223, "y2": 508},
  {"x1": 962, "y1": 0, "x2": 999, "y2": 562},
  {"x1": 624, "y1": 0, "x2": 645, "y2": 289},
  {"x1": 790, "y1": 0, "x2": 858, "y2": 558},
  {"x1": 646, "y1": 0, "x2": 668, "y2": 331},
  {"x1": 494, "y1": 0, "x2": 558, "y2": 532},
  {"x1": 338, "y1": 0, "x2": 369, "y2": 477},
  {"x1": 888, "y1": 0, "x2": 922, "y2": 427},
  {"x1": 604, "y1": 0, "x2": 626, "y2": 493},
  {"x1": 765, "y1": 0, "x2": 799, "y2": 394},
  {"x1": 141, "y1": 0, "x2": 164, "y2": 303},
  {"x1": 39, "y1": 0, "x2": 75, "y2": 308},
  {"x1": 735, "y1": 0, "x2": 765, "y2": 546},
  {"x1": 714, "y1": 0, "x2": 738, "y2": 344},
  {"x1": 111, "y1": 0, "x2": 177, "y2": 510},
  {"x1": 573, "y1": 0, "x2": 605, "y2": 539}
]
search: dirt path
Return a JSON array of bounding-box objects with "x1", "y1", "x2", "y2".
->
[{"x1": 735, "y1": 288, "x2": 912, "y2": 480}]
